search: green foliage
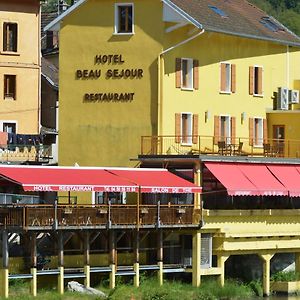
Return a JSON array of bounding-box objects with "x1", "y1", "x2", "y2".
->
[
  {"x1": 271, "y1": 271, "x2": 300, "y2": 282},
  {"x1": 248, "y1": 280, "x2": 263, "y2": 297},
  {"x1": 249, "y1": 0, "x2": 300, "y2": 36}
]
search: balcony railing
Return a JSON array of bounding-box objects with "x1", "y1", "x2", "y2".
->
[
  {"x1": 0, "y1": 204, "x2": 200, "y2": 229},
  {"x1": 0, "y1": 144, "x2": 52, "y2": 162},
  {"x1": 141, "y1": 135, "x2": 300, "y2": 159}
]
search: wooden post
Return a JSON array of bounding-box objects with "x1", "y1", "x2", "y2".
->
[
  {"x1": 194, "y1": 163, "x2": 202, "y2": 210},
  {"x1": 109, "y1": 230, "x2": 116, "y2": 289},
  {"x1": 30, "y1": 232, "x2": 37, "y2": 297},
  {"x1": 157, "y1": 230, "x2": 163, "y2": 286},
  {"x1": 133, "y1": 231, "x2": 139, "y2": 287},
  {"x1": 217, "y1": 254, "x2": 229, "y2": 287},
  {"x1": 192, "y1": 231, "x2": 201, "y2": 287},
  {"x1": 84, "y1": 232, "x2": 90, "y2": 288},
  {"x1": 58, "y1": 231, "x2": 64, "y2": 295},
  {"x1": 259, "y1": 254, "x2": 274, "y2": 297},
  {"x1": 0, "y1": 230, "x2": 9, "y2": 298}
]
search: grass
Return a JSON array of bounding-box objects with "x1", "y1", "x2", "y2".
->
[
  {"x1": 271, "y1": 271, "x2": 300, "y2": 282},
  {"x1": 1, "y1": 277, "x2": 255, "y2": 300}
]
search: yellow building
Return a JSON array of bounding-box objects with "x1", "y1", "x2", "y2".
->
[
  {"x1": 46, "y1": 0, "x2": 300, "y2": 296},
  {"x1": 0, "y1": 0, "x2": 40, "y2": 135}
]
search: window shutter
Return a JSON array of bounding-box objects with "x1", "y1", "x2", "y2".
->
[
  {"x1": 220, "y1": 63, "x2": 226, "y2": 92},
  {"x1": 3, "y1": 24, "x2": 7, "y2": 51},
  {"x1": 249, "y1": 118, "x2": 254, "y2": 146},
  {"x1": 231, "y1": 64, "x2": 236, "y2": 93},
  {"x1": 192, "y1": 114, "x2": 199, "y2": 144},
  {"x1": 258, "y1": 67, "x2": 263, "y2": 95},
  {"x1": 175, "y1": 58, "x2": 181, "y2": 88},
  {"x1": 175, "y1": 113, "x2": 181, "y2": 143},
  {"x1": 231, "y1": 117, "x2": 236, "y2": 144},
  {"x1": 193, "y1": 60, "x2": 199, "y2": 90},
  {"x1": 214, "y1": 116, "x2": 220, "y2": 145},
  {"x1": 249, "y1": 66, "x2": 254, "y2": 95},
  {"x1": 263, "y1": 118, "x2": 268, "y2": 143}
]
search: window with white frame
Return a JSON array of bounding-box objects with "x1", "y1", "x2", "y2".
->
[
  {"x1": 220, "y1": 63, "x2": 231, "y2": 92},
  {"x1": 220, "y1": 116, "x2": 231, "y2": 144},
  {"x1": 115, "y1": 3, "x2": 134, "y2": 34},
  {"x1": 3, "y1": 122, "x2": 16, "y2": 134},
  {"x1": 254, "y1": 118, "x2": 263, "y2": 146},
  {"x1": 4, "y1": 74, "x2": 16, "y2": 100},
  {"x1": 181, "y1": 113, "x2": 193, "y2": 145},
  {"x1": 181, "y1": 58, "x2": 193, "y2": 89},
  {"x1": 93, "y1": 192, "x2": 127, "y2": 205}
]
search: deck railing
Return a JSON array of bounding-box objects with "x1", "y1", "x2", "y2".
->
[
  {"x1": 0, "y1": 204, "x2": 200, "y2": 229},
  {"x1": 141, "y1": 135, "x2": 300, "y2": 158}
]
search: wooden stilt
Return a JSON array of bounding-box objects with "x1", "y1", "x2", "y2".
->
[
  {"x1": 157, "y1": 230, "x2": 163, "y2": 286},
  {"x1": 133, "y1": 231, "x2": 140, "y2": 287},
  {"x1": 30, "y1": 232, "x2": 37, "y2": 297},
  {"x1": 84, "y1": 232, "x2": 90, "y2": 288},
  {"x1": 109, "y1": 230, "x2": 116, "y2": 289},
  {"x1": 1, "y1": 230, "x2": 9, "y2": 298},
  {"x1": 58, "y1": 231, "x2": 64, "y2": 295}
]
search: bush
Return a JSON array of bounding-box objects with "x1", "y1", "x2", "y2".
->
[{"x1": 271, "y1": 271, "x2": 300, "y2": 282}]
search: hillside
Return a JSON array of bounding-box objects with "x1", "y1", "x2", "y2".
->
[{"x1": 250, "y1": 0, "x2": 300, "y2": 36}]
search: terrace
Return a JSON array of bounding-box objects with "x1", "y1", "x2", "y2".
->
[{"x1": 141, "y1": 135, "x2": 300, "y2": 158}]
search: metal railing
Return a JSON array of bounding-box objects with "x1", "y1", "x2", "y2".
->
[
  {"x1": 141, "y1": 135, "x2": 300, "y2": 158},
  {"x1": 0, "y1": 144, "x2": 52, "y2": 162},
  {"x1": 0, "y1": 203, "x2": 200, "y2": 229}
]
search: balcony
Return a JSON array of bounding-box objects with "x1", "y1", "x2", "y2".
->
[
  {"x1": 0, "y1": 144, "x2": 52, "y2": 163},
  {"x1": 0, "y1": 204, "x2": 201, "y2": 230},
  {"x1": 141, "y1": 136, "x2": 300, "y2": 159}
]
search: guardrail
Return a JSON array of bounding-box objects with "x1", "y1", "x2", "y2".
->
[
  {"x1": 0, "y1": 204, "x2": 200, "y2": 229},
  {"x1": 141, "y1": 135, "x2": 300, "y2": 158}
]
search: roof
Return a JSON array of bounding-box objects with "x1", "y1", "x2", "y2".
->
[
  {"x1": 45, "y1": 0, "x2": 300, "y2": 47},
  {"x1": 41, "y1": 57, "x2": 59, "y2": 89},
  {"x1": 168, "y1": 0, "x2": 300, "y2": 47}
]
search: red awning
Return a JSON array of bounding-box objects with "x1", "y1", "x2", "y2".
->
[
  {"x1": 107, "y1": 168, "x2": 202, "y2": 193},
  {"x1": 0, "y1": 166, "x2": 138, "y2": 192},
  {"x1": 237, "y1": 164, "x2": 288, "y2": 196},
  {"x1": 268, "y1": 165, "x2": 300, "y2": 197},
  {"x1": 205, "y1": 162, "x2": 258, "y2": 196},
  {"x1": 0, "y1": 166, "x2": 201, "y2": 194}
]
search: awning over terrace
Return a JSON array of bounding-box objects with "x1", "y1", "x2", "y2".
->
[
  {"x1": 205, "y1": 162, "x2": 298, "y2": 197},
  {"x1": 0, "y1": 166, "x2": 202, "y2": 194}
]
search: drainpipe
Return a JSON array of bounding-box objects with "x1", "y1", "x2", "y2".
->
[
  {"x1": 286, "y1": 45, "x2": 290, "y2": 88},
  {"x1": 157, "y1": 29, "x2": 205, "y2": 136}
]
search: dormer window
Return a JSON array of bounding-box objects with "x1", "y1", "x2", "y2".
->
[
  {"x1": 208, "y1": 6, "x2": 228, "y2": 18},
  {"x1": 115, "y1": 3, "x2": 134, "y2": 34},
  {"x1": 260, "y1": 17, "x2": 284, "y2": 32}
]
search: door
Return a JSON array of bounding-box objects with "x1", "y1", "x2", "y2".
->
[{"x1": 273, "y1": 125, "x2": 285, "y2": 157}]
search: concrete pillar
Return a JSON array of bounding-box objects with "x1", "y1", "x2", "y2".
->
[
  {"x1": 134, "y1": 262, "x2": 140, "y2": 287},
  {"x1": 133, "y1": 231, "x2": 139, "y2": 287},
  {"x1": 192, "y1": 231, "x2": 201, "y2": 287},
  {"x1": 295, "y1": 252, "x2": 300, "y2": 273},
  {"x1": 57, "y1": 232, "x2": 64, "y2": 295},
  {"x1": 84, "y1": 265, "x2": 90, "y2": 288},
  {"x1": 109, "y1": 264, "x2": 116, "y2": 289},
  {"x1": 109, "y1": 231, "x2": 116, "y2": 289},
  {"x1": 217, "y1": 254, "x2": 229, "y2": 287},
  {"x1": 259, "y1": 254, "x2": 274, "y2": 297},
  {"x1": 157, "y1": 230, "x2": 163, "y2": 286},
  {"x1": 30, "y1": 268, "x2": 37, "y2": 297},
  {"x1": 58, "y1": 266, "x2": 64, "y2": 295}
]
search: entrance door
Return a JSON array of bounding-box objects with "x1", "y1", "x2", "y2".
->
[{"x1": 273, "y1": 125, "x2": 285, "y2": 157}]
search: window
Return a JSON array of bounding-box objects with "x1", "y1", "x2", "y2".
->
[
  {"x1": 214, "y1": 115, "x2": 236, "y2": 145},
  {"x1": 254, "y1": 118, "x2": 263, "y2": 146},
  {"x1": 3, "y1": 23, "x2": 18, "y2": 52},
  {"x1": 220, "y1": 116, "x2": 231, "y2": 144},
  {"x1": 93, "y1": 192, "x2": 126, "y2": 205},
  {"x1": 4, "y1": 75, "x2": 16, "y2": 100},
  {"x1": 260, "y1": 17, "x2": 284, "y2": 32},
  {"x1": 115, "y1": 3, "x2": 134, "y2": 34},
  {"x1": 220, "y1": 63, "x2": 236, "y2": 93},
  {"x1": 175, "y1": 58, "x2": 199, "y2": 90},
  {"x1": 3, "y1": 122, "x2": 16, "y2": 134},
  {"x1": 208, "y1": 6, "x2": 228, "y2": 18},
  {"x1": 249, "y1": 66, "x2": 263, "y2": 96},
  {"x1": 175, "y1": 113, "x2": 199, "y2": 145}
]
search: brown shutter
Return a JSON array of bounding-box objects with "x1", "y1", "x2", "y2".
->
[
  {"x1": 231, "y1": 64, "x2": 236, "y2": 93},
  {"x1": 175, "y1": 113, "x2": 181, "y2": 143},
  {"x1": 231, "y1": 117, "x2": 236, "y2": 144},
  {"x1": 214, "y1": 116, "x2": 220, "y2": 145},
  {"x1": 3, "y1": 24, "x2": 7, "y2": 51},
  {"x1": 258, "y1": 67, "x2": 263, "y2": 95},
  {"x1": 175, "y1": 58, "x2": 181, "y2": 88},
  {"x1": 193, "y1": 60, "x2": 199, "y2": 90},
  {"x1": 249, "y1": 66, "x2": 254, "y2": 95},
  {"x1": 263, "y1": 118, "x2": 268, "y2": 143},
  {"x1": 220, "y1": 63, "x2": 226, "y2": 92},
  {"x1": 192, "y1": 114, "x2": 199, "y2": 144},
  {"x1": 249, "y1": 118, "x2": 254, "y2": 146}
]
